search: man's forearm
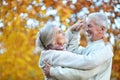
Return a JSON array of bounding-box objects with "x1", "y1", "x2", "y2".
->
[{"x1": 50, "y1": 67, "x2": 98, "y2": 80}]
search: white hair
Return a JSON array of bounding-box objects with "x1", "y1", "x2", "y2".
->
[
  {"x1": 87, "y1": 12, "x2": 109, "y2": 29},
  {"x1": 35, "y1": 23, "x2": 56, "y2": 51}
]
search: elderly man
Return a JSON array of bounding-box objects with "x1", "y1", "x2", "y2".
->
[{"x1": 42, "y1": 12, "x2": 113, "y2": 80}]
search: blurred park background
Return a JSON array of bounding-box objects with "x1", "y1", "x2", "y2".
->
[{"x1": 0, "y1": 0, "x2": 120, "y2": 80}]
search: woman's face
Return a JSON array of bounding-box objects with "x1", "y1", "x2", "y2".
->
[{"x1": 53, "y1": 26, "x2": 67, "y2": 46}]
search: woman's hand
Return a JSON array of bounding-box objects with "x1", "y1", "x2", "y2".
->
[{"x1": 43, "y1": 61, "x2": 52, "y2": 78}]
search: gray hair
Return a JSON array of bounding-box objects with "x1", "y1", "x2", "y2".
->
[
  {"x1": 35, "y1": 23, "x2": 56, "y2": 51},
  {"x1": 87, "y1": 12, "x2": 108, "y2": 30}
]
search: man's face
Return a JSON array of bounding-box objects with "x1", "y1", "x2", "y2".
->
[{"x1": 85, "y1": 19, "x2": 102, "y2": 41}]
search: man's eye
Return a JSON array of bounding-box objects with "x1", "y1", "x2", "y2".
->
[
  {"x1": 58, "y1": 30, "x2": 62, "y2": 33},
  {"x1": 88, "y1": 24, "x2": 92, "y2": 27}
]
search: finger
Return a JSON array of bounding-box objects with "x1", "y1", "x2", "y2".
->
[
  {"x1": 76, "y1": 24, "x2": 82, "y2": 31},
  {"x1": 43, "y1": 66, "x2": 48, "y2": 71},
  {"x1": 42, "y1": 65, "x2": 45, "y2": 69},
  {"x1": 43, "y1": 61, "x2": 51, "y2": 66},
  {"x1": 42, "y1": 65, "x2": 47, "y2": 70},
  {"x1": 80, "y1": 23, "x2": 84, "y2": 29},
  {"x1": 79, "y1": 15, "x2": 87, "y2": 23},
  {"x1": 76, "y1": 26, "x2": 80, "y2": 31},
  {"x1": 77, "y1": 20, "x2": 82, "y2": 24},
  {"x1": 78, "y1": 25, "x2": 81, "y2": 30},
  {"x1": 43, "y1": 61, "x2": 47, "y2": 64},
  {"x1": 79, "y1": 17, "x2": 82, "y2": 19},
  {"x1": 70, "y1": 25, "x2": 77, "y2": 31}
]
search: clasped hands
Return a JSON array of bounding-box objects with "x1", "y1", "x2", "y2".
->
[
  {"x1": 70, "y1": 16, "x2": 86, "y2": 32},
  {"x1": 42, "y1": 61, "x2": 52, "y2": 78}
]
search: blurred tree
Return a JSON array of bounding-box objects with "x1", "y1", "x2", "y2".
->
[{"x1": 0, "y1": 0, "x2": 120, "y2": 80}]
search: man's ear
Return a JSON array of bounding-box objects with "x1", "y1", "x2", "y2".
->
[
  {"x1": 101, "y1": 26, "x2": 105, "y2": 31},
  {"x1": 99, "y1": 26, "x2": 105, "y2": 34}
]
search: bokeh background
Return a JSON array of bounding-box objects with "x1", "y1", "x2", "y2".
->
[{"x1": 0, "y1": 0, "x2": 120, "y2": 80}]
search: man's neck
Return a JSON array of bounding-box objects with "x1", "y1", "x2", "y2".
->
[{"x1": 91, "y1": 35, "x2": 104, "y2": 42}]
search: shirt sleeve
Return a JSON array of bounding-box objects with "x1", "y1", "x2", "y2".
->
[
  {"x1": 48, "y1": 44, "x2": 113, "y2": 69},
  {"x1": 65, "y1": 29, "x2": 85, "y2": 54}
]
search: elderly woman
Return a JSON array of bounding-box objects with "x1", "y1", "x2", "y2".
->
[{"x1": 36, "y1": 12, "x2": 113, "y2": 80}]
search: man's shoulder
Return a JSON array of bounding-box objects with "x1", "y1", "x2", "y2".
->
[{"x1": 91, "y1": 41, "x2": 113, "y2": 51}]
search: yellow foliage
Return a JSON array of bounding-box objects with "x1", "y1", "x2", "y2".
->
[
  {"x1": 58, "y1": 6, "x2": 72, "y2": 22},
  {"x1": 43, "y1": 0, "x2": 54, "y2": 8},
  {"x1": 0, "y1": 0, "x2": 120, "y2": 80},
  {"x1": 0, "y1": 27, "x2": 44, "y2": 79}
]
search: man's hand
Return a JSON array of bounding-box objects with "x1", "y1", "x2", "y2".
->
[
  {"x1": 43, "y1": 61, "x2": 52, "y2": 78},
  {"x1": 70, "y1": 16, "x2": 86, "y2": 32}
]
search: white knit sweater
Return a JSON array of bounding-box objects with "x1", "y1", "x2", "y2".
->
[{"x1": 39, "y1": 30, "x2": 113, "y2": 80}]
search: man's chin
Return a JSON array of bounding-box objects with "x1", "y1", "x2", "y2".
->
[
  {"x1": 87, "y1": 35, "x2": 92, "y2": 42},
  {"x1": 87, "y1": 34, "x2": 92, "y2": 38},
  {"x1": 87, "y1": 33, "x2": 92, "y2": 37}
]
